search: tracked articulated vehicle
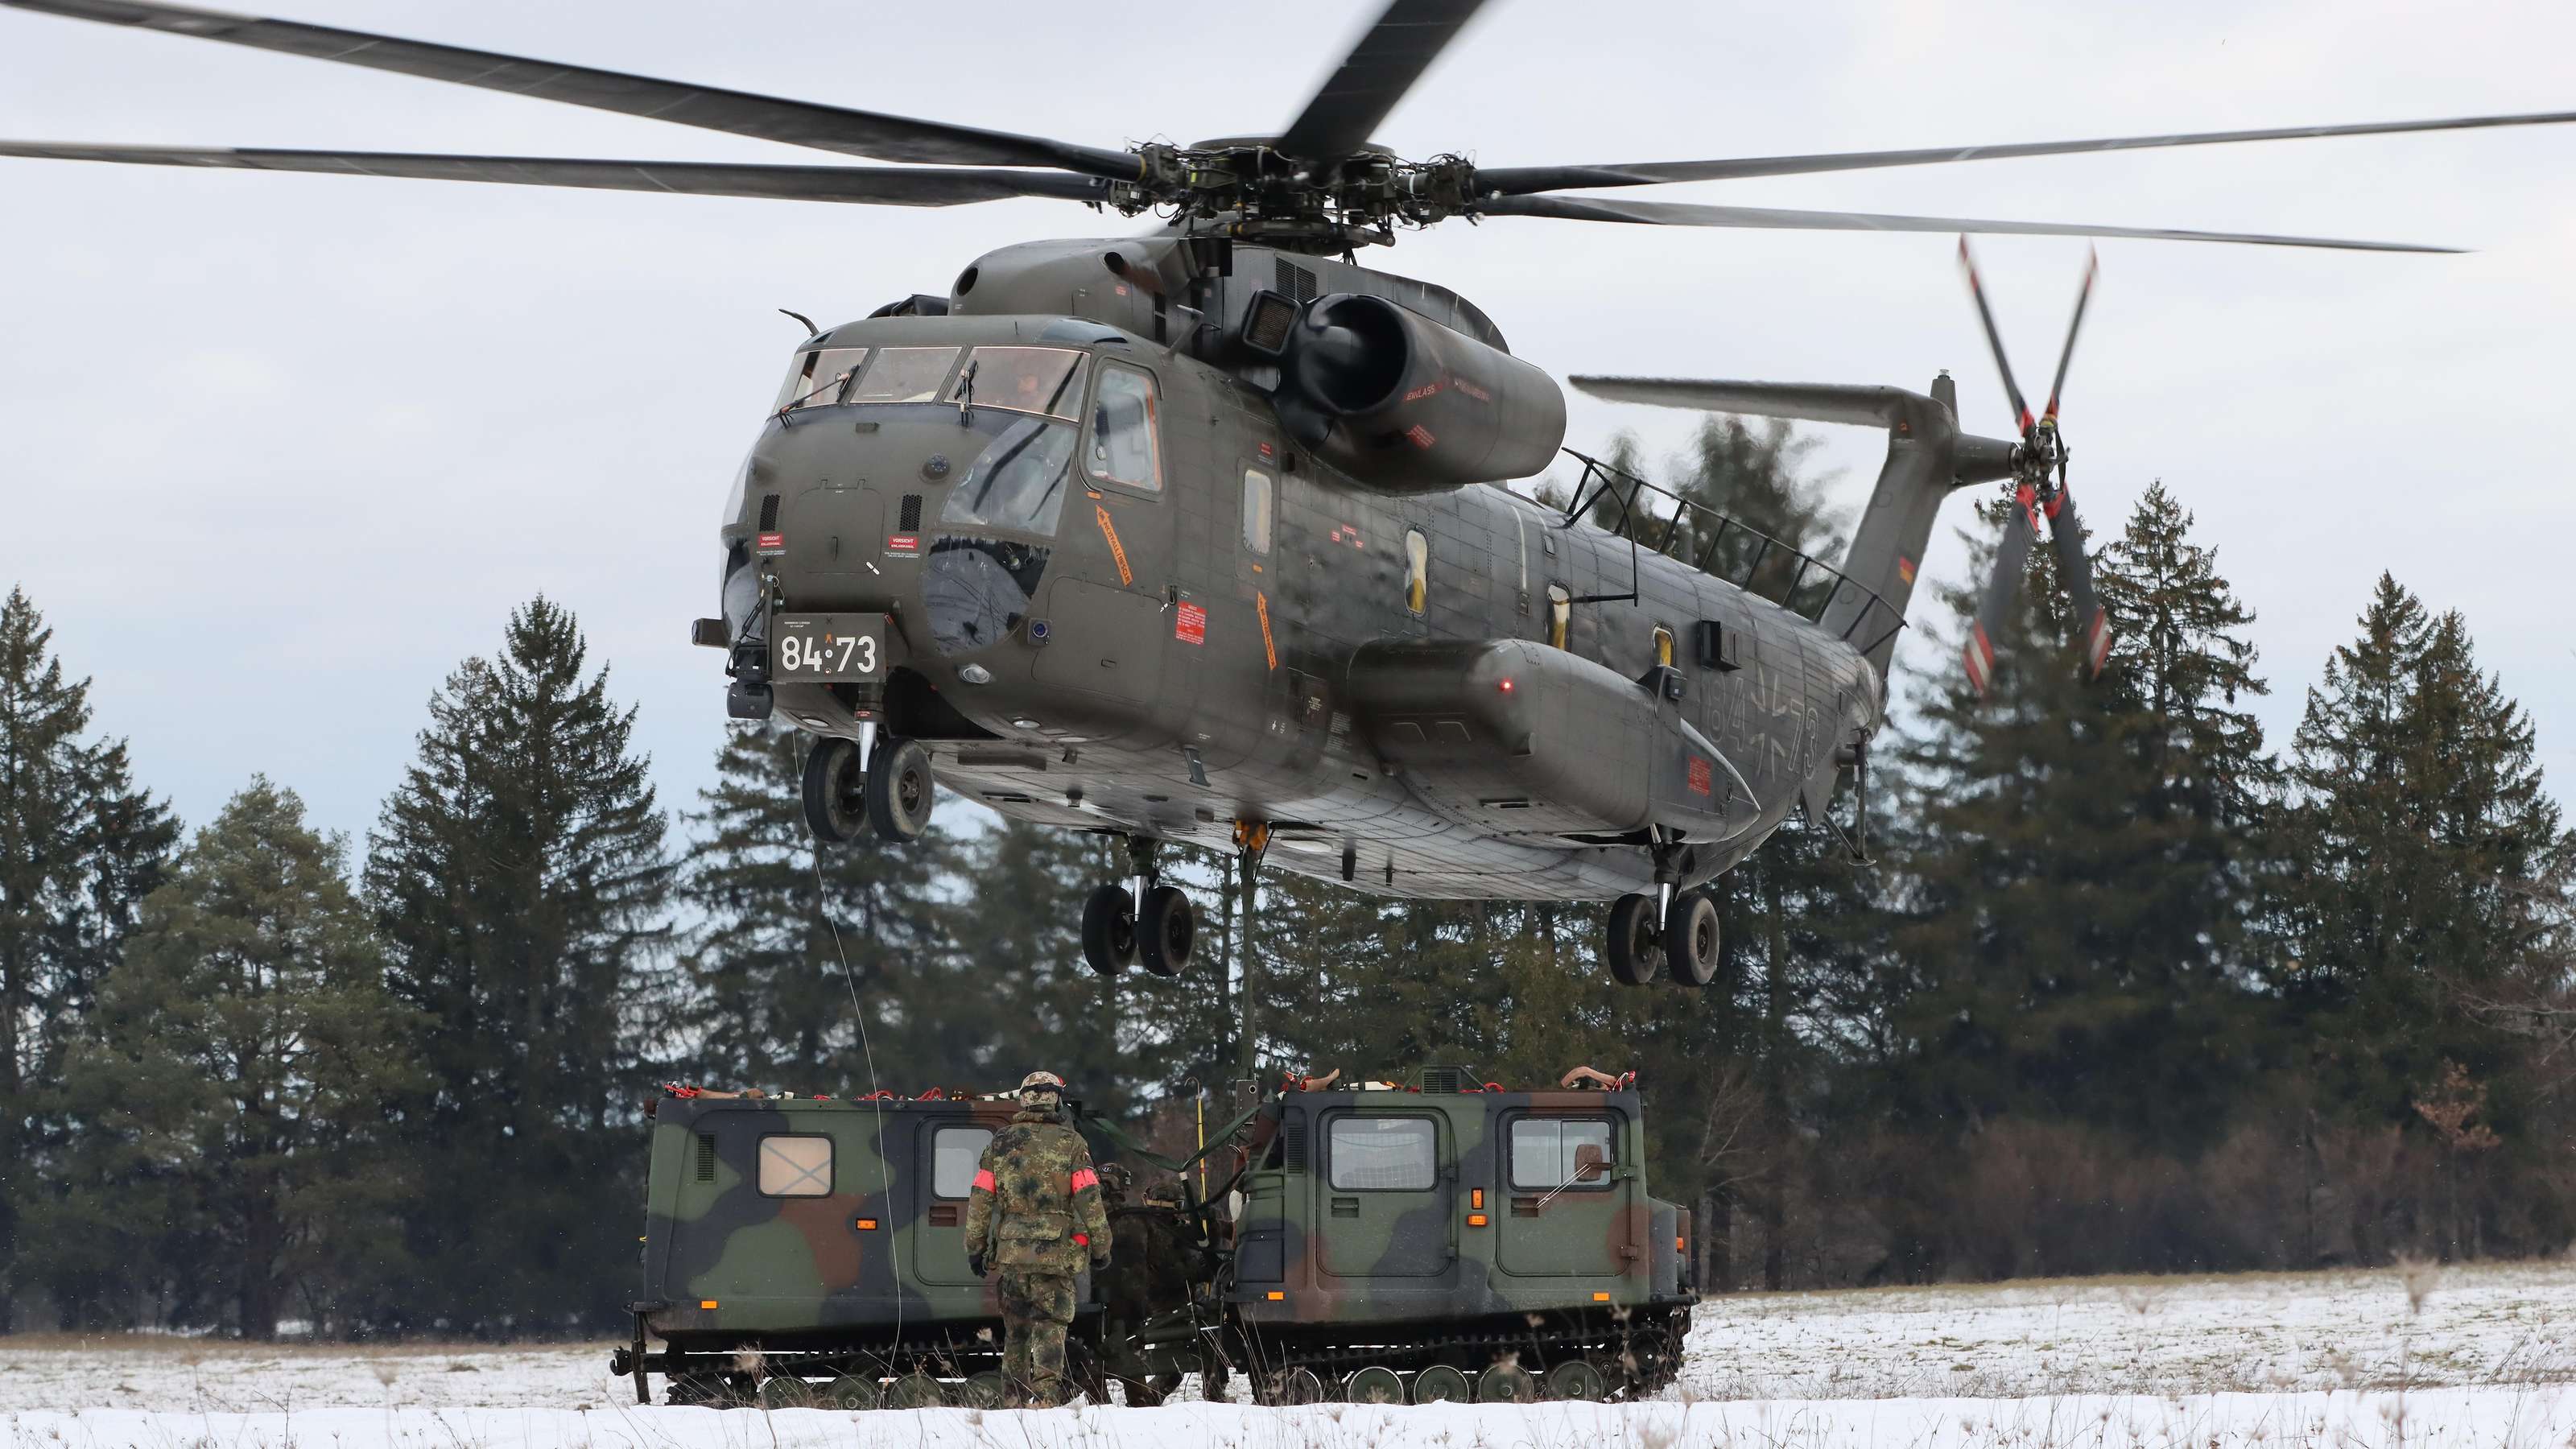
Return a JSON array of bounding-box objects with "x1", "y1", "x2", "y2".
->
[{"x1": 614, "y1": 1068, "x2": 1696, "y2": 1407}]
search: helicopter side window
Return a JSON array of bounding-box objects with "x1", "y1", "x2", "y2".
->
[
  {"x1": 1547, "y1": 584, "x2": 1571, "y2": 650},
  {"x1": 849, "y1": 345, "x2": 961, "y2": 403},
  {"x1": 774, "y1": 346, "x2": 869, "y2": 411},
  {"x1": 1242, "y1": 468, "x2": 1274, "y2": 555},
  {"x1": 1086, "y1": 365, "x2": 1162, "y2": 493},
  {"x1": 1403, "y1": 530, "x2": 1429, "y2": 615},
  {"x1": 965, "y1": 346, "x2": 1088, "y2": 419}
]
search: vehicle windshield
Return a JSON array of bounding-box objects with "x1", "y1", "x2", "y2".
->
[
  {"x1": 774, "y1": 347, "x2": 869, "y2": 411},
  {"x1": 962, "y1": 346, "x2": 1088, "y2": 419},
  {"x1": 849, "y1": 345, "x2": 961, "y2": 403},
  {"x1": 941, "y1": 414, "x2": 1078, "y2": 536}
]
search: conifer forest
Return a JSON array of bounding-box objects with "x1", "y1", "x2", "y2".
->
[{"x1": 2, "y1": 418, "x2": 2568, "y2": 1340}]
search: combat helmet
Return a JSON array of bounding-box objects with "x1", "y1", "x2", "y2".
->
[{"x1": 1017, "y1": 1070, "x2": 1067, "y2": 1106}]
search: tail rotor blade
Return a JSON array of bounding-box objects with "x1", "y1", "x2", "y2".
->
[
  {"x1": 2046, "y1": 489, "x2": 2114, "y2": 678},
  {"x1": 1964, "y1": 488, "x2": 2041, "y2": 697},
  {"x1": 1957, "y1": 236, "x2": 2033, "y2": 434},
  {"x1": 2041, "y1": 249, "x2": 2099, "y2": 425}
]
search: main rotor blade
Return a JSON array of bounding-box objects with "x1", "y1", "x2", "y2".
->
[
  {"x1": 2041, "y1": 249, "x2": 2099, "y2": 425},
  {"x1": 0, "y1": 0, "x2": 1142, "y2": 180},
  {"x1": 1476, "y1": 192, "x2": 2465, "y2": 254},
  {"x1": 1958, "y1": 236, "x2": 2033, "y2": 434},
  {"x1": 1472, "y1": 109, "x2": 2576, "y2": 195},
  {"x1": 0, "y1": 140, "x2": 1110, "y2": 207},
  {"x1": 2045, "y1": 487, "x2": 2113, "y2": 679},
  {"x1": 1965, "y1": 489, "x2": 2042, "y2": 699},
  {"x1": 1277, "y1": 0, "x2": 1487, "y2": 167}
]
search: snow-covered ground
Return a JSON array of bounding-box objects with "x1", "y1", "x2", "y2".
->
[{"x1": 4, "y1": 1259, "x2": 2570, "y2": 1447}]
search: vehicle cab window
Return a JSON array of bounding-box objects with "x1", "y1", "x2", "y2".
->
[
  {"x1": 931, "y1": 1125, "x2": 995, "y2": 1199},
  {"x1": 1086, "y1": 365, "x2": 1162, "y2": 492},
  {"x1": 1509, "y1": 1117, "x2": 1613, "y2": 1191}
]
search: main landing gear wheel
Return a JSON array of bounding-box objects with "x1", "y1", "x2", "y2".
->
[
  {"x1": 1137, "y1": 884, "x2": 1195, "y2": 978},
  {"x1": 800, "y1": 737, "x2": 869, "y2": 844},
  {"x1": 1080, "y1": 883, "x2": 1137, "y2": 975},
  {"x1": 1606, "y1": 893, "x2": 1658, "y2": 986},
  {"x1": 1666, "y1": 891, "x2": 1722, "y2": 986},
  {"x1": 865, "y1": 736, "x2": 935, "y2": 841}
]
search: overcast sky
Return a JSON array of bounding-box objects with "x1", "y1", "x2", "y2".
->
[{"x1": 2, "y1": 0, "x2": 2570, "y2": 851}]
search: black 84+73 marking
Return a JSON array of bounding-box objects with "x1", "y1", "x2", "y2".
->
[{"x1": 770, "y1": 613, "x2": 886, "y2": 683}]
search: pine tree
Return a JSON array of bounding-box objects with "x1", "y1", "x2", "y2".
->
[
  {"x1": 0, "y1": 586, "x2": 175, "y2": 1330},
  {"x1": 1885, "y1": 486, "x2": 2273, "y2": 1162},
  {"x1": 60, "y1": 779, "x2": 419, "y2": 1337},
  {"x1": 674, "y1": 723, "x2": 957, "y2": 1093},
  {"x1": 365, "y1": 597, "x2": 672, "y2": 1330},
  {"x1": 2281, "y1": 575, "x2": 2571, "y2": 1117}
]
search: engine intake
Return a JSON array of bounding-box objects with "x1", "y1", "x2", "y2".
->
[{"x1": 1274, "y1": 293, "x2": 1565, "y2": 492}]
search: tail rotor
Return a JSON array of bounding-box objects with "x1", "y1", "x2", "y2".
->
[{"x1": 1955, "y1": 238, "x2": 2113, "y2": 695}]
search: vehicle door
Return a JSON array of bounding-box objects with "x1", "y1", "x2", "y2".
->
[
  {"x1": 1496, "y1": 1110, "x2": 1636, "y2": 1278},
  {"x1": 913, "y1": 1119, "x2": 995, "y2": 1286},
  {"x1": 1317, "y1": 1109, "x2": 1453, "y2": 1280},
  {"x1": 1033, "y1": 359, "x2": 1178, "y2": 732}
]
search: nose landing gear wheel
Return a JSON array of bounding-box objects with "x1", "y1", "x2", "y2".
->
[
  {"x1": 1137, "y1": 884, "x2": 1195, "y2": 978},
  {"x1": 1606, "y1": 893, "x2": 1658, "y2": 986},
  {"x1": 1081, "y1": 883, "x2": 1137, "y2": 975},
  {"x1": 865, "y1": 737, "x2": 936, "y2": 842},
  {"x1": 800, "y1": 737, "x2": 870, "y2": 844},
  {"x1": 1665, "y1": 891, "x2": 1722, "y2": 986}
]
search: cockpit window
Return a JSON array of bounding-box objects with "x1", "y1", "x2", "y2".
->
[
  {"x1": 849, "y1": 346, "x2": 961, "y2": 403},
  {"x1": 965, "y1": 347, "x2": 1088, "y2": 420},
  {"x1": 941, "y1": 415, "x2": 1078, "y2": 537},
  {"x1": 774, "y1": 347, "x2": 869, "y2": 411},
  {"x1": 1087, "y1": 365, "x2": 1162, "y2": 493}
]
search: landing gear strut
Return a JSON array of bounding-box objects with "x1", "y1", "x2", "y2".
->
[{"x1": 1082, "y1": 836, "x2": 1196, "y2": 978}]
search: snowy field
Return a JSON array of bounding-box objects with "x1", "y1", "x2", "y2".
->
[{"x1": 3, "y1": 1259, "x2": 2570, "y2": 1447}]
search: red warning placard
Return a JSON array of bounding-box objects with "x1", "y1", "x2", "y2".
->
[
  {"x1": 1686, "y1": 756, "x2": 1713, "y2": 796},
  {"x1": 1174, "y1": 601, "x2": 1207, "y2": 646}
]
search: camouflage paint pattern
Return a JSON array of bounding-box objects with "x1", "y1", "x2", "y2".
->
[
  {"x1": 1228, "y1": 1084, "x2": 1691, "y2": 1330},
  {"x1": 636, "y1": 1094, "x2": 1097, "y2": 1347}
]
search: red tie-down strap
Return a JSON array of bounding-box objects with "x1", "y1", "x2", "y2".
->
[
  {"x1": 972, "y1": 1169, "x2": 996, "y2": 1192},
  {"x1": 1073, "y1": 1232, "x2": 1090, "y2": 1247},
  {"x1": 1070, "y1": 1167, "x2": 1100, "y2": 1193}
]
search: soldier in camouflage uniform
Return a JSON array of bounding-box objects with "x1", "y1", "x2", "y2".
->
[{"x1": 964, "y1": 1070, "x2": 1111, "y2": 1407}]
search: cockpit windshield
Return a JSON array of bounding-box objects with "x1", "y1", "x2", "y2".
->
[
  {"x1": 940, "y1": 413, "x2": 1078, "y2": 536},
  {"x1": 849, "y1": 346, "x2": 961, "y2": 403},
  {"x1": 961, "y1": 346, "x2": 1088, "y2": 419},
  {"x1": 774, "y1": 347, "x2": 868, "y2": 411}
]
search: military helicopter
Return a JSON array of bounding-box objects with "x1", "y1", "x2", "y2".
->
[{"x1": 6, "y1": 0, "x2": 2568, "y2": 989}]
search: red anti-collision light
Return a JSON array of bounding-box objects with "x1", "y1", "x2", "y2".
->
[{"x1": 1498, "y1": 679, "x2": 1514, "y2": 692}]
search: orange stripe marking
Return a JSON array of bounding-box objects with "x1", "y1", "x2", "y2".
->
[
  {"x1": 1093, "y1": 505, "x2": 1133, "y2": 587},
  {"x1": 1256, "y1": 591, "x2": 1277, "y2": 671}
]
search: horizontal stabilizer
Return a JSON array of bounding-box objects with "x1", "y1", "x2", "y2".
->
[{"x1": 1568, "y1": 377, "x2": 1929, "y2": 430}]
